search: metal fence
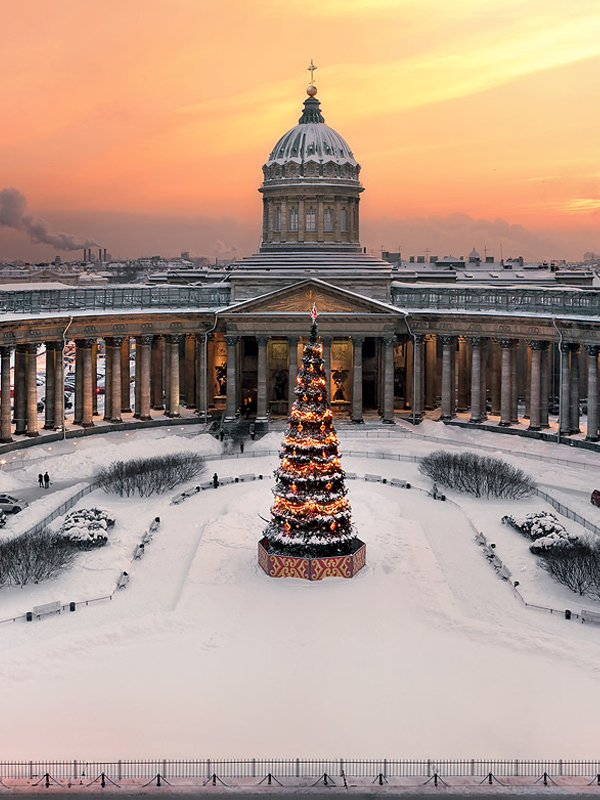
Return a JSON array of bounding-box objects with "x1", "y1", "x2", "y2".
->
[
  {"x1": 535, "y1": 488, "x2": 600, "y2": 537},
  {"x1": 23, "y1": 483, "x2": 97, "y2": 537},
  {"x1": 392, "y1": 285, "x2": 600, "y2": 319},
  {"x1": 0, "y1": 285, "x2": 230, "y2": 315},
  {"x1": 0, "y1": 758, "x2": 599, "y2": 780}
]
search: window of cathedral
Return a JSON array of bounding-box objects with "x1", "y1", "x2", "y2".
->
[
  {"x1": 325, "y1": 165, "x2": 333, "y2": 175},
  {"x1": 289, "y1": 207, "x2": 298, "y2": 231},
  {"x1": 306, "y1": 208, "x2": 316, "y2": 232},
  {"x1": 275, "y1": 166, "x2": 282, "y2": 177},
  {"x1": 341, "y1": 208, "x2": 348, "y2": 232},
  {"x1": 274, "y1": 207, "x2": 281, "y2": 232},
  {"x1": 324, "y1": 208, "x2": 334, "y2": 232},
  {"x1": 289, "y1": 165, "x2": 297, "y2": 176},
  {"x1": 306, "y1": 164, "x2": 316, "y2": 176}
]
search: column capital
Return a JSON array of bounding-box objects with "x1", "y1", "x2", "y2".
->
[
  {"x1": 382, "y1": 336, "x2": 396, "y2": 347},
  {"x1": 287, "y1": 335, "x2": 299, "y2": 346},
  {"x1": 256, "y1": 335, "x2": 269, "y2": 347},
  {"x1": 352, "y1": 335, "x2": 366, "y2": 347},
  {"x1": 24, "y1": 342, "x2": 39, "y2": 354},
  {"x1": 439, "y1": 335, "x2": 456, "y2": 347},
  {"x1": 137, "y1": 334, "x2": 153, "y2": 346},
  {"x1": 468, "y1": 336, "x2": 484, "y2": 347},
  {"x1": 166, "y1": 333, "x2": 182, "y2": 345},
  {"x1": 498, "y1": 338, "x2": 517, "y2": 349},
  {"x1": 559, "y1": 341, "x2": 571, "y2": 353},
  {"x1": 586, "y1": 344, "x2": 600, "y2": 357},
  {"x1": 413, "y1": 334, "x2": 425, "y2": 346},
  {"x1": 568, "y1": 342, "x2": 581, "y2": 353},
  {"x1": 528, "y1": 339, "x2": 544, "y2": 350},
  {"x1": 0, "y1": 345, "x2": 14, "y2": 356},
  {"x1": 74, "y1": 338, "x2": 95, "y2": 349},
  {"x1": 224, "y1": 334, "x2": 239, "y2": 347},
  {"x1": 105, "y1": 336, "x2": 125, "y2": 348},
  {"x1": 15, "y1": 343, "x2": 27, "y2": 353}
]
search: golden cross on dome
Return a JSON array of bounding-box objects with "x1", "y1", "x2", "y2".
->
[{"x1": 307, "y1": 59, "x2": 317, "y2": 84}]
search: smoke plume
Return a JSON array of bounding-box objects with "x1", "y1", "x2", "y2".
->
[{"x1": 0, "y1": 187, "x2": 99, "y2": 251}]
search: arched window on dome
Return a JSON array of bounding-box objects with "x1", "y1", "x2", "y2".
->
[
  {"x1": 341, "y1": 207, "x2": 348, "y2": 233},
  {"x1": 274, "y1": 206, "x2": 281, "y2": 233},
  {"x1": 306, "y1": 207, "x2": 316, "y2": 232},
  {"x1": 324, "y1": 208, "x2": 334, "y2": 232},
  {"x1": 289, "y1": 207, "x2": 298, "y2": 232}
]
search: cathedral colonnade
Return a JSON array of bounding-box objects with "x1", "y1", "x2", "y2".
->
[{"x1": 0, "y1": 326, "x2": 598, "y2": 443}]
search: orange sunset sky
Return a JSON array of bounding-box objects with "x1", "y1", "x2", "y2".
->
[{"x1": 1, "y1": 0, "x2": 599, "y2": 262}]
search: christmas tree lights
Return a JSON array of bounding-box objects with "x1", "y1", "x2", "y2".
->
[{"x1": 263, "y1": 307, "x2": 359, "y2": 558}]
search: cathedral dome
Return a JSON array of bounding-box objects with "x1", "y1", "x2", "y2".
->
[{"x1": 262, "y1": 88, "x2": 360, "y2": 184}]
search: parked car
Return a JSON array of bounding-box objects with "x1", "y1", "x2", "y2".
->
[
  {"x1": 0, "y1": 494, "x2": 28, "y2": 513},
  {"x1": 591, "y1": 489, "x2": 600, "y2": 507}
]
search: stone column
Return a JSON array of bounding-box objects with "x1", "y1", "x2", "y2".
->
[
  {"x1": 457, "y1": 337, "x2": 469, "y2": 411},
  {"x1": 256, "y1": 335, "x2": 269, "y2": 421},
  {"x1": 525, "y1": 345, "x2": 532, "y2": 419},
  {"x1": 334, "y1": 197, "x2": 342, "y2": 242},
  {"x1": 195, "y1": 333, "x2": 208, "y2": 419},
  {"x1": 107, "y1": 337, "x2": 123, "y2": 424},
  {"x1": 469, "y1": 337, "x2": 483, "y2": 423},
  {"x1": 183, "y1": 335, "x2": 196, "y2": 408},
  {"x1": 165, "y1": 334, "x2": 181, "y2": 418},
  {"x1": 586, "y1": 345, "x2": 599, "y2": 441},
  {"x1": 480, "y1": 339, "x2": 488, "y2": 421},
  {"x1": 137, "y1": 335, "x2": 152, "y2": 421},
  {"x1": 540, "y1": 342, "x2": 550, "y2": 429},
  {"x1": 288, "y1": 336, "x2": 299, "y2": 413},
  {"x1": 92, "y1": 340, "x2": 98, "y2": 416},
  {"x1": 559, "y1": 341, "x2": 570, "y2": 436},
  {"x1": 382, "y1": 336, "x2": 395, "y2": 423},
  {"x1": 54, "y1": 341, "x2": 64, "y2": 431},
  {"x1": 119, "y1": 337, "x2": 131, "y2": 413},
  {"x1": 351, "y1": 335, "x2": 365, "y2": 423},
  {"x1": 440, "y1": 335, "x2": 456, "y2": 421},
  {"x1": 224, "y1": 335, "x2": 239, "y2": 421},
  {"x1": 321, "y1": 336, "x2": 332, "y2": 399},
  {"x1": 44, "y1": 342, "x2": 56, "y2": 429},
  {"x1": 25, "y1": 342, "x2": 39, "y2": 437},
  {"x1": 0, "y1": 346, "x2": 13, "y2": 442},
  {"x1": 498, "y1": 339, "x2": 514, "y2": 427},
  {"x1": 14, "y1": 345, "x2": 26, "y2": 435},
  {"x1": 412, "y1": 334, "x2": 425, "y2": 422},
  {"x1": 81, "y1": 339, "x2": 94, "y2": 427},
  {"x1": 510, "y1": 341, "x2": 519, "y2": 424},
  {"x1": 490, "y1": 341, "x2": 501, "y2": 416},
  {"x1": 528, "y1": 341, "x2": 542, "y2": 432},
  {"x1": 404, "y1": 338, "x2": 413, "y2": 410},
  {"x1": 133, "y1": 338, "x2": 142, "y2": 417},
  {"x1": 151, "y1": 335, "x2": 164, "y2": 410},
  {"x1": 74, "y1": 341, "x2": 84, "y2": 426},
  {"x1": 103, "y1": 339, "x2": 113, "y2": 421},
  {"x1": 569, "y1": 343, "x2": 580, "y2": 434},
  {"x1": 317, "y1": 196, "x2": 324, "y2": 241},
  {"x1": 425, "y1": 335, "x2": 437, "y2": 409},
  {"x1": 298, "y1": 196, "x2": 305, "y2": 243}
]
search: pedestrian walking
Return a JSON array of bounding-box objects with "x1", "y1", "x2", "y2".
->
[
  {"x1": 219, "y1": 430, "x2": 224, "y2": 442},
  {"x1": 38, "y1": 473, "x2": 44, "y2": 488},
  {"x1": 240, "y1": 440, "x2": 244, "y2": 454},
  {"x1": 43, "y1": 471, "x2": 50, "y2": 489},
  {"x1": 250, "y1": 423, "x2": 256, "y2": 441},
  {"x1": 212, "y1": 472, "x2": 219, "y2": 489}
]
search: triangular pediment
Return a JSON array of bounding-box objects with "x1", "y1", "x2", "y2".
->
[{"x1": 225, "y1": 279, "x2": 398, "y2": 316}]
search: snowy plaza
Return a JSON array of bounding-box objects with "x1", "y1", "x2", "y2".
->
[{"x1": 1, "y1": 420, "x2": 600, "y2": 762}]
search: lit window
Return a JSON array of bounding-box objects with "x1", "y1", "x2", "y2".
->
[
  {"x1": 306, "y1": 208, "x2": 316, "y2": 231},
  {"x1": 289, "y1": 207, "x2": 298, "y2": 231},
  {"x1": 324, "y1": 209, "x2": 333, "y2": 232}
]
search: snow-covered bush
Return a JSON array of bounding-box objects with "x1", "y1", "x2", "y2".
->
[
  {"x1": 537, "y1": 544, "x2": 600, "y2": 597},
  {"x1": 58, "y1": 508, "x2": 115, "y2": 549},
  {"x1": 0, "y1": 529, "x2": 75, "y2": 587},
  {"x1": 419, "y1": 451, "x2": 535, "y2": 498},
  {"x1": 502, "y1": 511, "x2": 566, "y2": 540},
  {"x1": 97, "y1": 452, "x2": 206, "y2": 497}
]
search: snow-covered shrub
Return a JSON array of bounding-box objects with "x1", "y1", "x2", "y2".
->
[
  {"x1": 502, "y1": 511, "x2": 566, "y2": 540},
  {"x1": 419, "y1": 451, "x2": 535, "y2": 498},
  {"x1": 58, "y1": 508, "x2": 115, "y2": 549},
  {"x1": 536, "y1": 543, "x2": 600, "y2": 597},
  {"x1": 0, "y1": 529, "x2": 75, "y2": 587},
  {"x1": 97, "y1": 452, "x2": 205, "y2": 497}
]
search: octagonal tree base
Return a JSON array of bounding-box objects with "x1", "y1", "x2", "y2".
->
[{"x1": 258, "y1": 537, "x2": 366, "y2": 581}]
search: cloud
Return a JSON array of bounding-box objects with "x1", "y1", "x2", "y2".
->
[{"x1": 0, "y1": 188, "x2": 99, "y2": 251}]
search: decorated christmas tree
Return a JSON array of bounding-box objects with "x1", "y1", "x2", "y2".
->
[{"x1": 263, "y1": 307, "x2": 359, "y2": 559}]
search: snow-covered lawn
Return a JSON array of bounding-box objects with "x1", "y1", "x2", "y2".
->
[{"x1": 1, "y1": 423, "x2": 600, "y2": 760}]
